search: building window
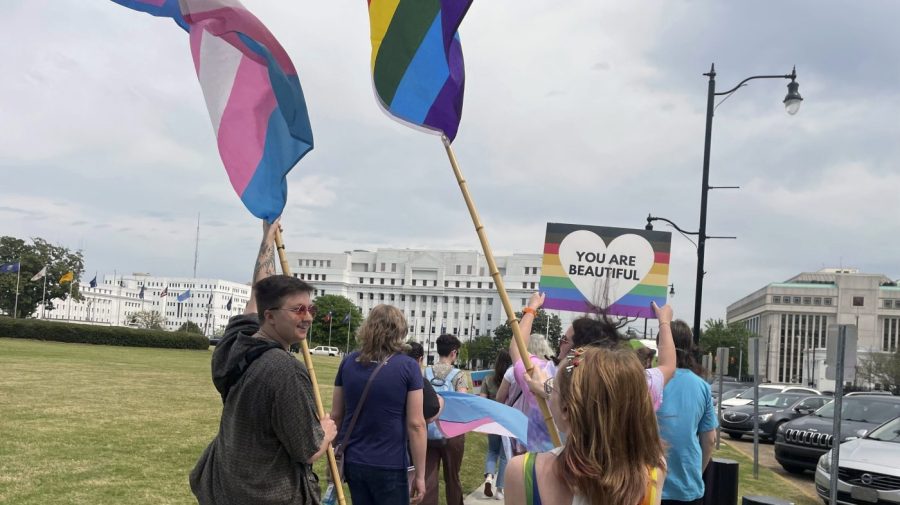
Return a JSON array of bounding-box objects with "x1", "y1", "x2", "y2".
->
[
  {"x1": 824, "y1": 298, "x2": 833, "y2": 306},
  {"x1": 411, "y1": 295, "x2": 417, "y2": 301},
  {"x1": 489, "y1": 283, "x2": 493, "y2": 289},
  {"x1": 412, "y1": 280, "x2": 416, "y2": 286},
  {"x1": 487, "y1": 299, "x2": 493, "y2": 305},
  {"x1": 444, "y1": 281, "x2": 449, "y2": 287},
  {"x1": 467, "y1": 265, "x2": 473, "y2": 275},
  {"x1": 480, "y1": 267, "x2": 485, "y2": 276},
  {"x1": 401, "y1": 294, "x2": 406, "y2": 301},
  {"x1": 456, "y1": 265, "x2": 461, "y2": 275},
  {"x1": 420, "y1": 310, "x2": 425, "y2": 317},
  {"x1": 443, "y1": 297, "x2": 448, "y2": 303},
  {"x1": 487, "y1": 314, "x2": 492, "y2": 321},
  {"x1": 368, "y1": 293, "x2": 374, "y2": 300},
  {"x1": 381, "y1": 262, "x2": 385, "y2": 272},
  {"x1": 802, "y1": 297, "x2": 811, "y2": 305},
  {"x1": 454, "y1": 297, "x2": 460, "y2": 303},
  {"x1": 392, "y1": 263, "x2": 397, "y2": 272},
  {"x1": 466, "y1": 282, "x2": 471, "y2": 288},
  {"x1": 391, "y1": 279, "x2": 395, "y2": 285},
  {"x1": 853, "y1": 297, "x2": 865, "y2": 307},
  {"x1": 885, "y1": 299, "x2": 893, "y2": 309},
  {"x1": 380, "y1": 278, "x2": 384, "y2": 284},
  {"x1": 358, "y1": 293, "x2": 364, "y2": 300},
  {"x1": 477, "y1": 282, "x2": 482, "y2": 289},
  {"x1": 379, "y1": 294, "x2": 385, "y2": 300},
  {"x1": 359, "y1": 277, "x2": 364, "y2": 284},
  {"x1": 389, "y1": 294, "x2": 395, "y2": 301},
  {"x1": 432, "y1": 296, "x2": 438, "y2": 302},
  {"x1": 773, "y1": 296, "x2": 782, "y2": 304},
  {"x1": 370, "y1": 278, "x2": 374, "y2": 284},
  {"x1": 792, "y1": 297, "x2": 801, "y2": 304},
  {"x1": 813, "y1": 297, "x2": 822, "y2": 305}
]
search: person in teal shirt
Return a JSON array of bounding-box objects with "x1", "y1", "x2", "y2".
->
[{"x1": 656, "y1": 320, "x2": 718, "y2": 505}]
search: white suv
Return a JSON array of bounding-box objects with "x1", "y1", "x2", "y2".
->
[
  {"x1": 720, "y1": 384, "x2": 820, "y2": 407},
  {"x1": 311, "y1": 346, "x2": 340, "y2": 356}
]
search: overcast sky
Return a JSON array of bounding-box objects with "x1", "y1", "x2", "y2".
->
[{"x1": 3, "y1": 0, "x2": 899, "y2": 325}]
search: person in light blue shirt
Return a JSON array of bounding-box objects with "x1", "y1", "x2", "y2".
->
[{"x1": 656, "y1": 320, "x2": 718, "y2": 505}]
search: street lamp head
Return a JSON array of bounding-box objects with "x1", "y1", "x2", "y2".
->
[
  {"x1": 784, "y1": 74, "x2": 803, "y2": 115},
  {"x1": 668, "y1": 284, "x2": 675, "y2": 296},
  {"x1": 645, "y1": 214, "x2": 654, "y2": 231}
]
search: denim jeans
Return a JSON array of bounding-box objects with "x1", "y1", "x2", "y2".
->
[
  {"x1": 345, "y1": 461, "x2": 410, "y2": 505},
  {"x1": 483, "y1": 434, "x2": 507, "y2": 489}
]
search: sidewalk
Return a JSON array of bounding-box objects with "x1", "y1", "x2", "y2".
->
[{"x1": 464, "y1": 485, "x2": 502, "y2": 504}]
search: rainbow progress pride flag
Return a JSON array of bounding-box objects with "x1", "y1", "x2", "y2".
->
[
  {"x1": 540, "y1": 223, "x2": 672, "y2": 319},
  {"x1": 110, "y1": 0, "x2": 313, "y2": 222},
  {"x1": 368, "y1": 0, "x2": 472, "y2": 142}
]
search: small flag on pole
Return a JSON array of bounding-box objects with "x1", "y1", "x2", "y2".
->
[
  {"x1": 208, "y1": 293, "x2": 214, "y2": 306},
  {"x1": 226, "y1": 297, "x2": 233, "y2": 311},
  {"x1": 0, "y1": 262, "x2": 20, "y2": 274},
  {"x1": 160, "y1": 286, "x2": 169, "y2": 298},
  {"x1": 89, "y1": 275, "x2": 98, "y2": 288},
  {"x1": 177, "y1": 289, "x2": 191, "y2": 302},
  {"x1": 30, "y1": 266, "x2": 47, "y2": 281},
  {"x1": 342, "y1": 312, "x2": 351, "y2": 324},
  {"x1": 59, "y1": 271, "x2": 74, "y2": 284},
  {"x1": 139, "y1": 286, "x2": 145, "y2": 299},
  {"x1": 367, "y1": 0, "x2": 473, "y2": 142}
]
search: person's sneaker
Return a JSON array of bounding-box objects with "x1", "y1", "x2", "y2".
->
[
  {"x1": 494, "y1": 489, "x2": 504, "y2": 501},
  {"x1": 483, "y1": 473, "x2": 494, "y2": 497}
]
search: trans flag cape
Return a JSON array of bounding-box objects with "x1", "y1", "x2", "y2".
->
[
  {"x1": 367, "y1": 0, "x2": 472, "y2": 142},
  {"x1": 110, "y1": 0, "x2": 314, "y2": 222},
  {"x1": 435, "y1": 391, "x2": 529, "y2": 443}
]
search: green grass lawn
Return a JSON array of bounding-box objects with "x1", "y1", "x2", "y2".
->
[
  {"x1": 0, "y1": 337, "x2": 809, "y2": 505},
  {"x1": 0, "y1": 338, "x2": 487, "y2": 505},
  {"x1": 713, "y1": 444, "x2": 818, "y2": 505}
]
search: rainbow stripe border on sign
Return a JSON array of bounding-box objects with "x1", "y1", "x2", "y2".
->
[{"x1": 539, "y1": 223, "x2": 672, "y2": 319}]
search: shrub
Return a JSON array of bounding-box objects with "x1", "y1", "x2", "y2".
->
[{"x1": 0, "y1": 317, "x2": 209, "y2": 350}]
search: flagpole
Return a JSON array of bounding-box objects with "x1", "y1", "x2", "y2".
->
[
  {"x1": 41, "y1": 267, "x2": 48, "y2": 320},
  {"x1": 328, "y1": 317, "x2": 333, "y2": 347},
  {"x1": 272, "y1": 229, "x2": 345, "y2": 505},
  {"x1": 441, "y1": 135, "x2": 561, "y2": 447},
  {"x1": 13, "y1": 258, "x2": 21, "y2": 319},
  {"x1": 345, "y1": 320, "x2": 351, "y2": 355},
  {"x1": 67, "y1": 280, "x2": 73, "y2": 322}
]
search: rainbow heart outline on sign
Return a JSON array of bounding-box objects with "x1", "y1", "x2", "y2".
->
[{"x1": 557, "y1": 230, "x2": 655, "y2": 307}]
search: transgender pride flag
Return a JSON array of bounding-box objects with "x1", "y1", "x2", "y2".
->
[
  {"x1": 110, "y1": 0, "x2": 313, "y2": 222},
  {"x1": 435, "y1": 392, "x2": 529, "y2": 442}
]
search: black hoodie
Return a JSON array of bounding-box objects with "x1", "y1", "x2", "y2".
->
[{"x1": 190, "y1": 314, "x2": 325, "y2": 505}]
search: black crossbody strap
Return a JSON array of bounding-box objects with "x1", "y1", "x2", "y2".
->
[{"x1": 335, "y1": 353, "x2": 395, "y2": 455}]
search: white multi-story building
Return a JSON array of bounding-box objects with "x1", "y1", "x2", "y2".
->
[
  {"x1": 43, "y1": 273, "x2": 249, "y2": 335},
  {"x1": 283, "y1": 248, "x2": 569, "y2": 355},
  {"x1": 726, "y1": 268, "x2": 900, "y2": 389}
]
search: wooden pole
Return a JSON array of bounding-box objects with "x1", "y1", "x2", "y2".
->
[
  {"x1": 441, "y1": 135, "x2": 561, "y2": 447},
  {"x1": 273, "y1": 228, "x2": 346, "y2": 505}
]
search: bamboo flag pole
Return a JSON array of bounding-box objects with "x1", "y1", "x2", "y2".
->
[
  {"x1": 273, "y1": 229, "x2": 346, "y2": 505},
  {"x1": 441, "y1": 135, "x2": 562, "y2": 448}
]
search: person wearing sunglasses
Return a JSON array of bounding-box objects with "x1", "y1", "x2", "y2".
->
[{"x1": 191, "y1": 220, "x2": 337, "y2": 505}]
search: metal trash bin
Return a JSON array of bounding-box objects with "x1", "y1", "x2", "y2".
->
[
  {"x1": 742, "y1": 496, "x2": 794, "y2": 505},
  {"x1": 703, "y1": 458, "x2": 739, "y2": 505}
]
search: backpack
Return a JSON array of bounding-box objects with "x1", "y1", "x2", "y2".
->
[{"x1": 424, "y1": 366, "x2": 461, "y2": 441}]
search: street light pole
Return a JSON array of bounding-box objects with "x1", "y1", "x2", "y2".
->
[{"x1": 693, "y1": 63, "x2": 802, "y2": 344}]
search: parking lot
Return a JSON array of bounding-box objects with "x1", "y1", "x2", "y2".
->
[{"x1": 724, "y1": 435, "x2": 818, "y2": 500}]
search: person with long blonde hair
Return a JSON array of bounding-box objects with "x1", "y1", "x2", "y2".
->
[
  {"x1": 504, "y1": 346, "x2": 667, "y2": 505},
  {"x1": 330, "y1": 305, "x2": 427, "y2": 504}
]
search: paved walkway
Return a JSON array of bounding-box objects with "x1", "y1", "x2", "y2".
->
[{"x1": 464, "y1": 485, "x2": 502, "y2": 504}]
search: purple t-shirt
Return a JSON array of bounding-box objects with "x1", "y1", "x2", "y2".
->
[{"x1": 335, "y1": 352, "x2": 423, "y2": 469}]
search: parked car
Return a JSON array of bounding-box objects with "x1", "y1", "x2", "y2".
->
[
  {"x1": 720, "y1": 384, "x2": 820, "y2": 407},
  {"x1": 714, "y1": 387, "x2": 749, "y2": 407},
  {"x1": 774, "y1": 394, "x2": 900, "y2": 474},
  {"x1": 719, "y1": 393, "x2": 830, "y2": 441},
  {"x1": 815, "y1": 415, "x2": 900, "y2": 504},
  {"x1": 711, "y1": 381, "x2": 749, "y2": 404},
  {"x1": 208, "y1": 337, "x2": 221, "y2": 346},
  {"x1": 311, "y1": 346, "x2": 340, "y2": 356},
  {"x1": 846, "y1": 391, "x2": 894, "y2": 396}
]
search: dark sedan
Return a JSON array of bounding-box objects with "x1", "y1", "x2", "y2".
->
[{"x1": 720, "y1": 393, "x2": 829, "y2": 441}]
